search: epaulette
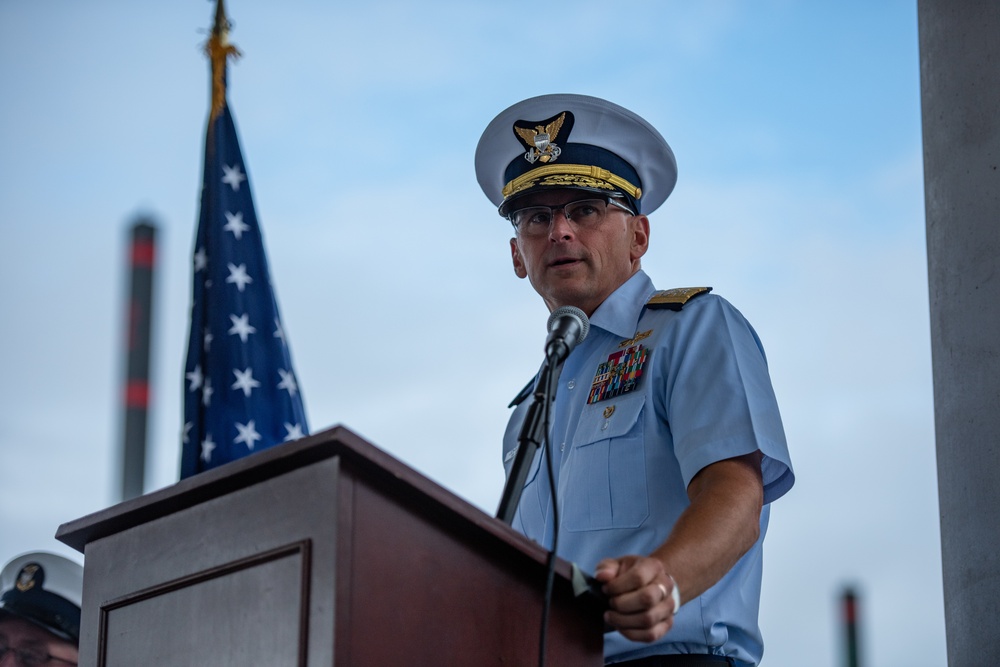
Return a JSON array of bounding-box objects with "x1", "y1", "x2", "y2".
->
[
  {"x1": 645, "y1": 286, "x2": 713, "y2": 311},
  {"x1": 508, "y1": 377, "x2": 536, "y2": 408}
]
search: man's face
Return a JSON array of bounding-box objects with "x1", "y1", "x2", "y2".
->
[
  {"x1": 0, "y1": 616, "x2": 78, "y2": 666},
  {"x1": 509, "y1": 189, "x2": 649, "y2": 316}
]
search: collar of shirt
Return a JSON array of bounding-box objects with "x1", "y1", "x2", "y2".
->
[{"x1": 586, "y1": 269, "x2": 657, "y2": 341}]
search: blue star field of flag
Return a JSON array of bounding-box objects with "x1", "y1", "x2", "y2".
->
[{"x1": 180, "y1": 99, "x2": 308, "y2": 478}]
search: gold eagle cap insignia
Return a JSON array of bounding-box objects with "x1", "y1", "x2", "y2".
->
[
  {"x1": 514, "y1": 112, "x2": 566, "y2": 146},
  {"x1": 15, "y1": 564, "x2": 40, "y2": 592},
  {"x1": 513, "y1": 111, "x2": 572, "y2": 164}
]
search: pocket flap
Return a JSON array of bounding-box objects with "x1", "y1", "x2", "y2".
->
[{"x1": 574, "y1": 394, "x2": 646, "y2": 445}]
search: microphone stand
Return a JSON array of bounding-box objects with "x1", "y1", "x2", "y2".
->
[
  {"x1": 496, "y1": 352, "x2": 568, "y2": 667},
  {"x1": 497, "y1": 306, "x2": 588, "y2": 523},
  {"x1": 494, "y1": 311, "x2": 600, "y2": 667},
  {"x1": 496, "y1": 353, "x2": 565, "y2": 525},
  {"x1": 496, "y1": 338, "x2": 596, "y2": 667}
]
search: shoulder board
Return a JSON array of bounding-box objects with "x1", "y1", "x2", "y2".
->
[
  {"x1": 646, "y1": 286, "x2": 713, "y2": 311},
  {"x1": 508, "y1": 377, "x2": 536, "y2": 408}
]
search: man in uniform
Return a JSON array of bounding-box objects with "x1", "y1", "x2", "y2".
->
[
  {"x1": 0, "y1": 552, "x2": 83, "y2": 666},
  {"x1": 475, "y1": 94, "x2": 794, "y2": 666}
]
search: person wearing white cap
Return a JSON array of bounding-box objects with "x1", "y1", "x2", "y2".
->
[
  {"x1": 477, "y1": 94, "x2": 795, "y2": 666},
  {"x1": 0, "y1": 552, "x2": 82, "y2": 666}
]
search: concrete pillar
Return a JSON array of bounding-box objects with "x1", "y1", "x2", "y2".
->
[{"x1": 918, "y1": 1, "x2": 1000, "y2": 663}]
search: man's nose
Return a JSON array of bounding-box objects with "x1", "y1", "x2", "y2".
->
[{"x1": 548, "y1": 209, "x2": 575, "y2": 239}]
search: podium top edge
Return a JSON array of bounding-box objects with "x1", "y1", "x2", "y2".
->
[
  {"x1": 55, "y1": 424, "x2": 599, "y2": 610},
  {"x1": 54, "y1": 425, "x2": 511, "y2": 555},
  {"x1": 55, "y1": 425, "x2": 355, "y2": 551}
]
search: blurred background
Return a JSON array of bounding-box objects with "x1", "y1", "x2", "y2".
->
[{"x1": 0, "y1": 2, "x2": 941, "y2": 665}]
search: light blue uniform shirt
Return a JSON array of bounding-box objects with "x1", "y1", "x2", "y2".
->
[{"x1": 502, "y1": 270, "x2": 794, "y2": 665}]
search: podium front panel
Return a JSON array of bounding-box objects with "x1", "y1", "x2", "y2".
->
[
  {"x1": 102, "y1": 543, "x2": 308, "y2": 666},
  {"x1": 81, "y1": 458, "x2": 339, "y2": 666}
]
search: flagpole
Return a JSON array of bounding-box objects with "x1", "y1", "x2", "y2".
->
[{"x1": 181, "y1": 0, "x2": 309, "y2": 479}]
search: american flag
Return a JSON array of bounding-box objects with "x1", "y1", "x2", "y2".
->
[{"x1": 180, "y1": 10, "x2": 308, "y2": 478}]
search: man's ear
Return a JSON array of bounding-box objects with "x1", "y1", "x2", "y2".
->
[
  {"x1": 510, "y1": 238, "x2": 528, "y2": 279},
  {"x1": 630, "y1": 215, "x2": 650, "y2": 264}
]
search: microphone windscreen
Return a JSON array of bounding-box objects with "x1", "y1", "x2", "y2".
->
[{"x1": 547, "y1": 305, "x2": 590, "y2": 344}]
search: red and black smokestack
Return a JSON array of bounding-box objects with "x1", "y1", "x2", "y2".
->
[
  {"x1": 120, "y1": 219, "x2": 156, "y2": 501},
  {"x1": 841, "y1": 586, "x2": 861, "y2": 667}
]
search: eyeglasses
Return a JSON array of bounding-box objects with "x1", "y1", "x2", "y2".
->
[
  {"x1": 508, "y1": 197, "x2": 635, "y2": 238},
  {"x1": 0, "y1": 643, "x2": 77, "y2": 667}
]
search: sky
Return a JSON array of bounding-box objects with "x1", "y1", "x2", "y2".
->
[{"x1": 0, "y1": 2, "x2": 944, "y2": 665}]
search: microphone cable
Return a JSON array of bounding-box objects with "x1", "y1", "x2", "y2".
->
[{"x1": 538, "y1": 351, "x2": 562, "y2": 667}]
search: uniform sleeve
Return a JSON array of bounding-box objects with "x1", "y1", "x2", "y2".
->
[{"x1": 660, "y1": 295, "x2": 794, "y2": 504}]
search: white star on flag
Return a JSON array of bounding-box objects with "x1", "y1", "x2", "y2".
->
[
  {"x1": 228, "y1": 313, "x2": 256, "y2": 342},
  {"x1": 202, "y1": 378, "x2": 214, "y2": 407},
  {"x1": 224, "y1": 211, "x2": 250, "y2": 240},
  {"x1": 201, "y1": 434, "x2": 216, "y2": 462},
  {"x1": 226, "y1": 262, "x2": 253, "y2": 292},
  {"x1": 273, "y1": 318, "x2": 286, "y2": 344},
  {"x1": 182, "y1": 421, "x2": 193, "y2": 445},
  {"x1": 193, "y1": 247, "x2": 208, "y2": 272},
  {"x1": 232, "y1": 367, "x2": 261, "y2": 397},
  {"x1": 234, "y1": 420, "x2": 262, "y2": 450},
  {"x1": 283, "y1": 423, "x2": 305, "y2": 441},
  {"x1": 277, "y1": 368, "x2": 298, "y2": 396},
  {"x1": 186, "y1": 365, "x2": 204, "y2": 391},
  {"x1": 222, "y1": 163, "x2": 246, "y2": 191}
]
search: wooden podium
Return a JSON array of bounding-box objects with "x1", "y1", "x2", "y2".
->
[{"x1": 56, "y1": 426, "x2": 605, "y2": 666}]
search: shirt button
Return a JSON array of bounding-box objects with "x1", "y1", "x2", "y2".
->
[
  {"x1": 560, "y1": 442, "x2": 566, "y2": 452},
  {"x1": 567, "y1": 380, "x2": 575, "y2": 390}
]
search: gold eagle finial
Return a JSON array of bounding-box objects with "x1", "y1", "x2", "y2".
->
[{"x1": 205, "y1": 0, "x2": 242, "y2": 121}]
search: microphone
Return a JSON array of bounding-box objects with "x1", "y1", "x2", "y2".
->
[{"x1": 545, "y1": 306, "x2": 590, "y2": 362}]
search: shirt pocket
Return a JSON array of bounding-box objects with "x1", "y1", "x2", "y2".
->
[{"x1": 561, "y1": 395, "x2": 649, "y2": 532}]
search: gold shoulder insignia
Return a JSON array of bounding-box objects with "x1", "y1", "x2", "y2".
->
[{"x1": 646, "y1": 287, "x2": 713, "y2": 311}]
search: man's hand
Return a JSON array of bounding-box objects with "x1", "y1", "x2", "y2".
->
[
  {"x1": 591, "y1": 453, "x2": 765, "y2": 643},
  {"x1": 593, "y1": 554, "x2": 678, "y2": 643}
]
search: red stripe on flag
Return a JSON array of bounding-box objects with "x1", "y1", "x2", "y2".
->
[
  {"x1": 131, "y1": 239, "x2": 156, "y2": 268},
  {"x1": 126, "y1": 381, "x2": 150, "y2": 409}
]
